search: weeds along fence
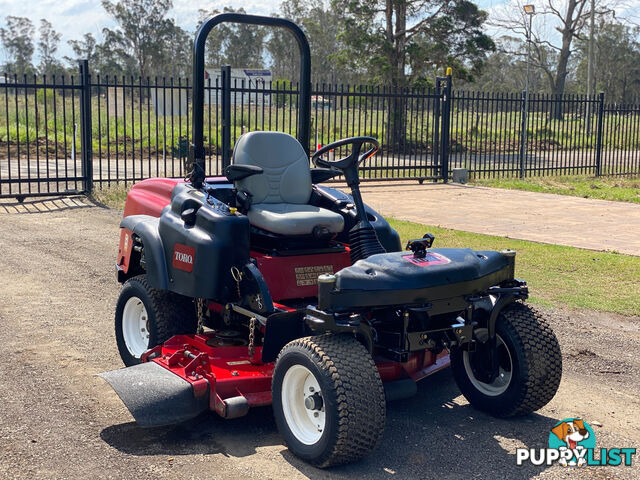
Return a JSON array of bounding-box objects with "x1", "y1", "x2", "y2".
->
[{"x1": 1, "y1": 64, "x2": 640, "y2": 199}]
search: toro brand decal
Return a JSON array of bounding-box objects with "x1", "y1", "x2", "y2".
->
[
  {"x1": 403, "y1": 252, "x2": 451, "y2": 267},
  {"x1": 295, "y1": 265, "x2": 333, "y2": 286},
  {"x1": 173, "y1": 244, "x2": 195, "y2": 272}
]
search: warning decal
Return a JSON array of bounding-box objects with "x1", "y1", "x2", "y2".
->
[{"x1": 295, "y1": 265, "x2": 333, "y2": 286}]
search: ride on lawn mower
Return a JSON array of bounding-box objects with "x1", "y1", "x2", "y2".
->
[{"x1": 99, "y1": 13, "x2": 562, "y2": 468}]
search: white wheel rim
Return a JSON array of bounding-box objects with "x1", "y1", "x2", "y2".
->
[
  {"x1": 462, "y1": 329, "x2": 513, "y2": 397},
  {"x1": 122, "y1": 296, "x2": 150, "y2": 358},
  {"x1": 281, "y1": 365, "x2": 326, "y2": 445}
]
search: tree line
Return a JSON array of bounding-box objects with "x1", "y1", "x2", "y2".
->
[{"x1": 1, "y1": 0, "x2": 638, "y2": 102}]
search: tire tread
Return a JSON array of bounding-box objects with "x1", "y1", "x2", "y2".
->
[{"x1": 277, "y1": 334, "x2": 386, "y2": 467}]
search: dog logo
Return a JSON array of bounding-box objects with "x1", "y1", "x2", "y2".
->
[{"x1": 549, "y1": 418, "x2": 595, "y2": 467}]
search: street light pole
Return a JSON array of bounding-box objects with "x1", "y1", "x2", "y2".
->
[
  {"x1": 586, "y1": 0, "x2": 596, "y2": 135},
  {"x1": 520, "y1": 5, "x2": 535, "y2": 178}
]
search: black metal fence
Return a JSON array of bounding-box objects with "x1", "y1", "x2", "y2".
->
[{"x1": 1, "y1": 63, "x2": 639, "y2": 199}]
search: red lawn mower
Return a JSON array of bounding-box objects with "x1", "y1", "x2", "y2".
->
[{"x1": 100, "y1": 13, "x2": 562, "y2": 468}]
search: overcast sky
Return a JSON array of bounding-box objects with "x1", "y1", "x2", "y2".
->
[{"x1": 0, "y1": 0, "x2": 515, "y2": 63}]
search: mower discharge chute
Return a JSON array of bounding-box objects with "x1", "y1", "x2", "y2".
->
[{"x1": 99, "y1": 13, "x2": 562, "y2": 468}]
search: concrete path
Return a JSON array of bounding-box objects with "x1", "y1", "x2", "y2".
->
[{"x1": 352, "y1": 181, "x2": 640, "y2": 256}]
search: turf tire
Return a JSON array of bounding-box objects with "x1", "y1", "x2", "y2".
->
[
  {"x1": 451, "y1": 302, "x2": 562, "y2": 417},
  {"x1": 115, "y1": 275, "x2": 197, "y2": 367},
  {"x1": 272, "y1": 334, "x2": 386, "y2": 468}
]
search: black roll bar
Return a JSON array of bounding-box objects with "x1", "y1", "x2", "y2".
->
[{"x1": 190, "y1": 13, "x2": 312, "y2": 187}]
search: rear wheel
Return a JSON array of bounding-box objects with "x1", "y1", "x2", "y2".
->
[
  {"x1": 451, "y1": 302, "x2": 562, "y2": 417},
  {"x1": 115, "y1": 275, "x2": 197, "y2": 367},
  {"x1": 272, "y1": 334, "x2": 386, "y2": 468}
]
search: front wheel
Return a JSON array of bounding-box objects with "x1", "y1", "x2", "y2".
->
[
  {"x1": 272, "y1": 334, "x2": 386, "y2": 468},
  {"x1": 115, "y1": 275, "x2": 196, "y2": 367},
  {"x1": 451, "y1": 302, "x2": 562, "y2": 417}
]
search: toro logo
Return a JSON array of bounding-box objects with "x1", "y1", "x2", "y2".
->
[{"x1": 172, "y1": 244, "x2": 195, "y2": 272}]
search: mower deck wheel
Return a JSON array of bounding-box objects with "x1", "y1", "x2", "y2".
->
[
  {"x1": 115, "y1": 275, "x2": 197, "y2": 367},
  {"x1": 272, "y1": 334, "x2": 386, "y2": 468},
  {"x1": 450, "y1": 302, "x2": 562, "y2": 417}
]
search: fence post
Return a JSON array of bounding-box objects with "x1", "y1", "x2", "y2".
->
[
  {"x1": 221, "y1": 65, "x2": 231, "y2": 170},
  {"x1": 595, "y1": 91, "x2": 605, "y2": 177},
  {"x1": 440, "y1": 72, "x2": 452, "y2": 183},
  {"x1": 79, "y1": 59, "x2": 93, "y2": 193},
  {"x1": 432, "y1": 80, "x2": 441, "y2": 181},
  {"x1": 518, "y1": 89, "x2": 528, "y2": 178}
]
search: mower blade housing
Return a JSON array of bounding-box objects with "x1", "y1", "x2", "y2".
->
[{"x1": 98, "y1": 362, "x2": 209, "y2": 427}]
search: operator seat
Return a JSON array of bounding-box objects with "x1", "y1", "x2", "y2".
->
[{"x1": 232, "y1": 131, "x2": 344, "y2": 236}]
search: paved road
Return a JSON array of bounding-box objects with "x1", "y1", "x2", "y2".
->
[
  {"x1": 354, "y1": 181, "x2": 640, "y2": 256},
  {"x1": 0, "y1": 196, "x2": 639, "y2": 479}
]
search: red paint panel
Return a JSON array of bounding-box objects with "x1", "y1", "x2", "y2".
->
[
  {"x1": 172, "y1": 244, "x2": 195, "y2": 272},
  {"x1": 254, "y1": 250, "x2": 351, "y2": 301},
  {"x1": 403, "y1": 252, "x2": 451, "y2": 266},
  {"x1": 117, "y1": 228, "x2": 133, "y2": 273}
]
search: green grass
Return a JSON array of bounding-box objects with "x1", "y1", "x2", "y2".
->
[
  {"x1": 90, "y1": 182, "x2": 129, "y2": 208},
  {"x1": 389, "y1": 218, "x2": 640, "y2": 316},
  {"x1": 472, "y1": 175, "x2": 640, "y2": 203}
]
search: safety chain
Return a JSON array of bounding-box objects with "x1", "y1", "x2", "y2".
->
[
  {"x1": 196, "y1": 298, "x2": 206, "y2": 334},
  {"x1": 231, "y1": 266, "x2": 243, "y2": 299},
  {"x1": 248, "y1": 316, "x2": 257, "y2": 358}
]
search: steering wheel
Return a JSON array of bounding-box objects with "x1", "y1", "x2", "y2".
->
[{"x1": 311, "y1": 136, "x2": 380, "y2": 171}]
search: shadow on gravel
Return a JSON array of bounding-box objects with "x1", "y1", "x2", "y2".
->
[
  {"x1": 0, "y1": 195, "x2": 101, "y2": 214},
  {"x1": 100, "y1": 405, "x2": 281, "y2": 458},
  {"x1": 101, "y1": 370, "x2": 559, "y2": 479}
]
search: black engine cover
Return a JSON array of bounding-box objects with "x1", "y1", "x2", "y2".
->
[{"x1": 320, "y1": 248, "x2": 515, "y2": 312}]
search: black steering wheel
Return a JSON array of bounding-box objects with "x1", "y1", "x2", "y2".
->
[{"x1": 311, "y1": 136, "x2": 380, "y2": 171}]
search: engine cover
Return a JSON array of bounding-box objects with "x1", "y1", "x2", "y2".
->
[{"x1": 319, "y1": 248, "x2": 515, "y2": 312}]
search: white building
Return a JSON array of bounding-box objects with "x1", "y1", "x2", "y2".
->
[{"x1": 204, "y1": 68, "x2": 272, "y2": 105}]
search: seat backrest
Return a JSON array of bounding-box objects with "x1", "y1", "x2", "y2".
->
[{"x1": 232, "y1": 131, "x2": 311, "y2": 204}]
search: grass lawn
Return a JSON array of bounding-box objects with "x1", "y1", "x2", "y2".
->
[
  {"x1": 389, "y1": 219, "x2": 640, "y2": 316},
  {"x1": 472, "y1": 175, "x2": 640, "y2": 203}
]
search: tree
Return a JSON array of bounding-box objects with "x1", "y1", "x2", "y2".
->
[
  {"x1": 0, "y1": 16, "x2": 35, "y2": 76},
  {"x1": 334, "y1": 0, "x2": 494, "y2": 86},
  {"x1": 38, "y1": 19, "x2": 63, "y2": 76},
  {"x1": 65, "y1": 33, "x2": 98, "y2": 68},
  {"x1": 101, "y1": 0, "x2": 176, "y2": 78},
  {"x1": 333, "y1": 0, "x2": 493, "y2": 149},
  {"x1": 574, "y1": 18, "x2": 640, "y2": 102},
  {"x1": 268, "y1": 0, "x2": 350, "y2": 83},
  {"x1": 490, "y1": 0, "x2": 616, "y2": 117},
  {"x1": 197, "y1": 7, "x2": 266, "y2": 70}
]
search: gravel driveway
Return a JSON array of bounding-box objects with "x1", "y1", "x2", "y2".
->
[{"x1": 0, "y1": 196, "x2": 638, "y2": 479}]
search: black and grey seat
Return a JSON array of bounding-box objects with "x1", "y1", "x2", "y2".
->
[{"x1": 231, "y1": 132, "x2": 344, "y2": 236}]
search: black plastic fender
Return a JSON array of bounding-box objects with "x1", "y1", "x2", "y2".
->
[{"x1": 120, "y1": 214, "x2": 169, "y2": 290}]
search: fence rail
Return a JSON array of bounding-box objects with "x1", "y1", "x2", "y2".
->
[{"x1": 1, "y1": 64, "x2": 639, "y2": 199}]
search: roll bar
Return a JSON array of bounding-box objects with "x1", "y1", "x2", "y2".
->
[{"x1": 190, "y1": 13, "x2": 312, "y2": 187}]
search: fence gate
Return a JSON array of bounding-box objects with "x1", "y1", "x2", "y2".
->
[{"x1": 0, "y1": 61, "x2": 93, "y2": 201}]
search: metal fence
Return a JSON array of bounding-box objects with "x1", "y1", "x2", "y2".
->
[{"x1": 1, "y1": 63, "x2": 639, "y2": 199}]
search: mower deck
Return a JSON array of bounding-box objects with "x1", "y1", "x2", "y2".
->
[{"x1": 101, "y1": 330, "x2": 450, "y2": 427}]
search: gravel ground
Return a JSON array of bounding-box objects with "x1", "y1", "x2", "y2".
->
[{"x1": 0, "y1": 196, "x2": 638, "y2": 480}]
